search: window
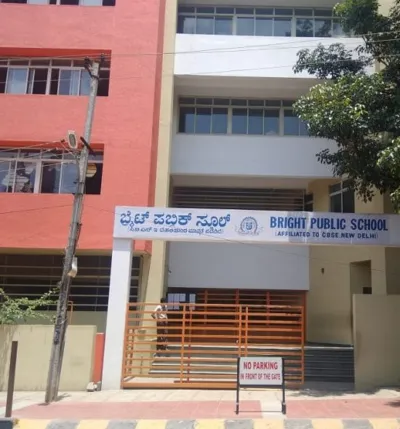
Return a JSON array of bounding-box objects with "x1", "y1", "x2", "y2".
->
[
  {"x1": 304, "y1": 193, "x2": 313, "y2": 211},
  {"x1": 177, "y1": 6, "x2": 346, "y2": 38},
  {"x1": 329, "y1": 180, "x2": 355, "y2": 213},
  {"x1": 178, "y1": 98, "x2": 308, "y2": 136},
  {"x1": 0, "y1": 149, "x2": 103, "y2": 195},
  {"x1": 0, "y1": 58, "x2": 111, "y2": 96},
  {"x1": 0, "y1": 254, "x2": 140, "y2": 312},
  {"x1": 0, "y1": 0, "x2": 115, "y2": 5}
]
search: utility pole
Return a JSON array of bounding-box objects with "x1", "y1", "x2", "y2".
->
[{"x1": 45, "y1": 59, "x2": 101, "y2": 404}]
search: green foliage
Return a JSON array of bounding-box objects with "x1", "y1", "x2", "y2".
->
[
  {"x1": 293, "y1": 0, "x2": 400, "y2": 208},
  {"x1": 0, "y1": 287, "x2": 58, "y2": 325}
]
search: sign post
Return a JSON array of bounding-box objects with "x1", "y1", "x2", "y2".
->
[{"x1": 236, "y1": 356, "x2": 286, "y2": 415}]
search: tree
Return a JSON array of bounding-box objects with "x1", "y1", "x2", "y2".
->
[
  {"x1": 0, "y1": 287, "x2": 58, "y2": 325},
  {"x1": 293, "y1": 0, "x2": 400, "y2": 207}
]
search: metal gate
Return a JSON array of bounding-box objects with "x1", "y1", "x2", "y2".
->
[{"x1": 122, "y1": 291, "x2": 305, "y2": 389}]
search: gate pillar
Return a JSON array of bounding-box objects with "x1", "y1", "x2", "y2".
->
[{"x1": 102, "y1": 238, "x2": 133, "y2": 390}]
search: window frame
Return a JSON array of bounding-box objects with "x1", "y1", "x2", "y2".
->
[
  {"x1": 329, "y1": 180, "x2": 355, "y2": 213},
  {"x1": 1, "y1": 0, "x2": 115, "y2": 5},
  {"x1": 178, "y1": 97, "x2": 308, "y2": 137},
  {"x1": 0, "y1": 58, "x2": 111, "y2": 96},
  {"x1": 0, "y1": 149, "x2": 103, "y2": 195},
  {"x1": 177, "y1": 6, "x2": 345, "y2": 38}
]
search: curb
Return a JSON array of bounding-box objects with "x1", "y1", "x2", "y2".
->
[{"x1": 9, "y1": 418, "x2": 400, "y2": 428}]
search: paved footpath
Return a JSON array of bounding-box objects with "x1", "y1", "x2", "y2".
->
[
  {"x1": 1, "y1": 387, "x2": 399, "y2": 429},
  {"x1": 7, "y1": 419, "x2": 400, "y2": 428}
]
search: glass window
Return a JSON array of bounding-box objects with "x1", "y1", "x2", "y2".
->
[
  {"x1": 179, "y1": 107, "x2": 195, "y2": 133},
  {"x1": 255, "y1": 18, "x2": 273, "y2": 36},
  {"x1": 236, "y1": 17, "x2": 254, "y2": 35},
  {"x1": 6, "y1": 68, "x2": 28, "y2": 94},
  {"x1": 342, "y1": 189, "x2": 355, "y2": 213},
  {"x1": 195, "y1": 107, "x2": 212, "y2": 133},
  {"x1": 315, "y1": 19, "x2": 332, "y2": 37},
  {"x1": 296, "y1": 18, "x2": 314, "y2": 37},
  {"x1": 211, "y1": 108, "x2": 228, "y2": 134},
  {"x1": 215, "y1": 16, "x2": 232, "y2": 35},
  {"x1": 27, "y1": 68, "x2": 48, "y2": 94},
  {"x1": 14, "y1": 162, "x2": 36, "y2": 193},
  {"x1": 178, "y1": 15, "x2": 196, "y2": 33},
  {"x1": 232, "y1": 109, "x2": 248, "y2": 134},
  {"x1": 0, "y1": 160, "x2": 15, "y2": 193},
  {"x1": 28, "y1": 0, "x2": 49, "y2": 4},
  {"x1": 81, "y1": 0, "x2": 102, "y2": 5},
  {"x1": 274, "y1": 18, "x2": 292, "y2": 36},
  {"x1": 40, "y1": 162, "x2": 61, "y2": 193},
  {"x1": 284, "y1": 110, "x2": 299, "y2": 135},
  {"x1": 59, "y1": 69, "x2": 80, "y2": 95},
  {"x1": 299, "y1": 120, "x2": 308, "y2": 136},
  {"x1": 332, "y1": 20, "x2": 344, "y2": 37},
  {"x1": 80, "y1": 70, "x2": 91, "y2": 95},
  {"x1": 248, "y1": 109, "x2": 263, "y2": 135},
  {"x1": 60, "y1": 162, "x2": 77, "y2": 194},
  {"x1": 264, "y1": 109, "x2": 280, "y2": 135},
  {"x1": 196, "y1": 16, "x2": 214, "y2": 34},
  {"x1": 330, "y1": 193, "x2": 342, "y2": 213}
]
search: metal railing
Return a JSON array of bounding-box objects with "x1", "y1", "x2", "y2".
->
[{"x1": 122, "y1": 301, "x2": 305, "y2": 389}]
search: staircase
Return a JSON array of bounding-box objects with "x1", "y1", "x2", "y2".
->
[
  {"x1": 149, "y1": 343, "x2": 354, "y2": 386},
  {"x1": 150, "y1": 343, "x2": 303, "y2": 385},
  {"x1": 304, "y1": 343, "x2": 355, "y2": 383}
]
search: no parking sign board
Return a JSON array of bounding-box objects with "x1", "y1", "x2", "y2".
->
[{"x1": 236, "y1": 357, "x2": 286, "y2": 414}]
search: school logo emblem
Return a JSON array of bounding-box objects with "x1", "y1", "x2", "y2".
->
[{"x1": 237, "y1": 216, "x2": 261, "y2": 236}]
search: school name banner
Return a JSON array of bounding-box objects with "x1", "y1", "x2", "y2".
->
[{"x1": 114, "y1": 206, "x2": 400, "y2": 246}]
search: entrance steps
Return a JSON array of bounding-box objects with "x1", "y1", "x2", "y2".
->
[
  {"x1": 305, "y1": 343, "x2": 355, "y2": 383},
  {"x1": 149, "y1": 343, "x2": 354, "y2": 385}
]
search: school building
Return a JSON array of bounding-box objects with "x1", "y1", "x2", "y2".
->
[{"x1": 0, "y1": 0, "x2": 399, "y2": 392}]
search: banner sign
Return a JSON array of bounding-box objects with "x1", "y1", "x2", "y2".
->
[
  {"x1": 114, "y1": 206, "x2": 400, "y2": 246},
  {"x1": 236, "y1": 357, "x2": 286, "y2": 415}
]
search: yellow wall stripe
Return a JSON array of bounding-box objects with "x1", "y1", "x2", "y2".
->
[
  {"x1": 77, "y1": 420, "x2": 110, "y2": 429},
  {"x1": 16, "y1": 420, "x2": 51, "y2": 429},
  {"x1": 135, "y1": 420, "x2": 168, "y2": 429},
  {"x1": 370, "y1": 418, "x2": 400, "y2": 429},
  {"x1": 312, "y1": 419, "x2": 344, "y2": 429},
  {"x1": 195, "y1": 419, "x2": 225, "y2": 429},
  {"x1": 253, "y1": 419, "x2": 285, "y2": 429}
]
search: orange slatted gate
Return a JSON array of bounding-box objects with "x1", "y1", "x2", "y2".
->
[{"x1": 122, "y1": 290, "x2": 305, "y2": 389}]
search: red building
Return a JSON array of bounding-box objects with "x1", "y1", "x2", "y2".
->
[{"x1": 0, "y1": 0, "x2": 165, "y2": 328}]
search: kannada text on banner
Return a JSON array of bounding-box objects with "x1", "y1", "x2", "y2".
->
[{"x1": 114, "y1": 207, "x2": 396, "y2": 246}]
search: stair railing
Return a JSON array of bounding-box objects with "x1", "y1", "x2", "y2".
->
[{"x1": 179, "y1": 305, "x2": 187, "y2": 383}]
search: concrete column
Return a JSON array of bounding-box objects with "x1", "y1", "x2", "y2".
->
[{"x1": 102, "y1": 238, "x2": 133, "y2": 390}]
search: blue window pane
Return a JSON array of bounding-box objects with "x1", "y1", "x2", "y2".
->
[
  {"x1": 237, "y1": 17, "x2": 254, "y2": 35},
  {"x1": 232, "y1": 109, "x2": 248, "y2": 134},
  {"x1": 274, "y1": 18, "x2": 292, "y2": 36},
  {"x1": 178, "y1": 15, "x2": 196, "y2": 33},
  {"x1": 255, "y1": 18, "x2": 273, "y2": 36},
  {"x1": 284, "y1": 110, "x2": 299, "y2": 135},
  {"x1": 6, "y1": 68, "x2": 28, "y2": 94},
  {"x1": 248, "y1": 109, "x2": 263, "y2": 135},
  {"x1": 315, "y1": 19, "x2": 332, "y2": 37},
  {"x1": 215, "y1": 16, "x2": 233, "y2": 35},
  {"x1": 179, "y1": 107, "x2": 195, "y2": 133},
  {"x1": 296, "y1": 18, "x2": 314, "y2": 37},
  {"x1": 264, "y1": 109, "x2": 280, "y2": 135},
  {"x1": 299, "y1": 120, "x2": 308, "y2": 136},
  {"x1": 212, "y1": 108, "x2": 228, "y2": 134},
  {"x1": 196, "y1": 108, "x2": 212, "y2": 133},
  {"x1": 196, "y1": 17, "x2": 214, "y2": 34}
]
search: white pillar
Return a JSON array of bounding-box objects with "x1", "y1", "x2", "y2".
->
[{"x1": 102, "y1": 238, "x2": 133, "y2": 390}]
